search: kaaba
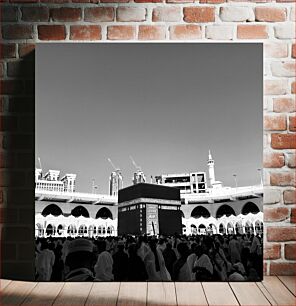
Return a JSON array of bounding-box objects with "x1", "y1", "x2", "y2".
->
[{"x1": 118, "y1": 183, "x2": 182, "y2": 236}]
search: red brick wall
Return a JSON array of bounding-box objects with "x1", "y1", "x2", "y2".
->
[{"x1": 0, "y1": 0, "x2": 295, "y2": 279}]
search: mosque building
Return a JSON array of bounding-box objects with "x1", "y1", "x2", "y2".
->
[{"x1": 35, "y1": 152, "x2": 263, "y2": 238}]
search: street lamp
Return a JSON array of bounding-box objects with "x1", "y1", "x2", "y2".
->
[{"x1": 257, "y1": 168, "x2": 263, "y2": 186}]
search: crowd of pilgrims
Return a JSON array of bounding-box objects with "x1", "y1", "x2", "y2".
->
[{"x1": 35, "y1": 233, "x2": 263, "y2": 282}]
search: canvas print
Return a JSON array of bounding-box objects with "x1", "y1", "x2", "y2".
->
[{"x1": 35, "y1": 43, "x2": 263, "y2": 282}]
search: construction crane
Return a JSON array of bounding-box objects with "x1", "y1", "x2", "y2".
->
[
  {"x1": 107, "y1": 158, "x2": 119, "y2": 171},
  {"x1": 129, "y1": 155, "x2": 141, "y2": 171},
  {"x1": 38, "y1": 157, "x2": 42, "y2": 169}
]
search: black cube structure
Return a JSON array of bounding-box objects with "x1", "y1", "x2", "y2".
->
[{"x1": 118, "y1": 183, "x2": 182, "y2": 236}]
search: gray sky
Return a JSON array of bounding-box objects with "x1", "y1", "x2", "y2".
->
[{"x1": 36, "y1": 43, "x2": 263, "y2": 193}]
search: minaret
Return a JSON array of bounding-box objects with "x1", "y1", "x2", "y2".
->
[{"x1": 207, "y1": 150, "x2": 216, "y2": 187}]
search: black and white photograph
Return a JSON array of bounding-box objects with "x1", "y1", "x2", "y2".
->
[{"x1": 35, "y1": 43, "x2": 263, "y2": 282}]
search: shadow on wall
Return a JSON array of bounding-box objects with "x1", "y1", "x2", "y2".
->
[{"x1": 1, "y1": 48, "x2": 35, "y2": 280}]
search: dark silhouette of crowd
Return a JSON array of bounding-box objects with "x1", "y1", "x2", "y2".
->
[{"x1": 35, "y1": 233, "x2": 263, "y2": 282}]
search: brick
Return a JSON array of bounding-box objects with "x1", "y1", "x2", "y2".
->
[
  {"x1": 0, "y1": 62, "x2": 4, "y2": 78},
  {"x1": 0, "y1": 170, "x2": 26, "y2": 186},
  {"x1": 270, "y1": 172, "x2": 295, "y2": 186},
  {"x1": 117, "y1": 7, "x2": 146, "y2": 22},
  {"x1": 292, "y1": 82, "x2": 296, "y2": 94},
  {"x1": 264, "y1": 207, "x2": 289, "y2": 222},
  {"x1": 7, "y1": 97, "x2": 34, "y2": 114},
  {"x1": 84, "y1": 7, "x2": 114, "y2": 22},
  {"x1": 0, "y1": 151, "x2": 16, "y2": 168},
  {"x1": 101, "y1": 0, "x2": 129, "y2": 2},
  {"x1": 267, "y1": 226, "x2": 296, "y2": 241},
  {"x1": 291, "y1": 208, "x2": 296, "y2": 223},
  {"x1": 134, "y1": 0, "x2": 162, "y2": 2},
  {"x1": 271, "y1": 61, "x2": 296, "y2": 77},
  {"x1": 264, "y1": 115, "x2": 286, "y2": 131},
  {"x1": 237, "y1": 25, "x2": 268, "y2": 39},
  {"x1": 292, "y1": 44, "x2": 296, "y2": 58},
  {"x1": 50, "y1": 7, "x2": 81, "y2": 22},
  {"x1": 200, "y1": 0, "x2": 225, "y2": 3},
  {"x1": 70, "y1": 25, "x2": 101, "y2": 40},
  {"x1": 264, "y1": 43, "x2": 288, "y2": 58},
  {"x1": 1, "y1": 262, "x2": 35, "y2": 281},
  {"x1": 291, "y1": 7, "x2": 295, "y2": 22},
  {"x1": 2, "y1": 25, "x2": 33, "y2": 40},
  {"x1": 10, "y1": 0, "x2": 38, "y2": 2},
  {"x1": 286, "y1": 153, "x2": 295, "y2": 168},
  {"x1": 273, "y1": 98, "x2": 295, "y2": 113},
  {"x1": 184, "y1": 7, "x2": 215, "y2": 23},
  {"x1": 167, "y1": 0, "x2": 194, "y2": 2},
  {"x1": 2, "y1": 135, "x2": 33, "y2": 150},
  {"x1": 263, "y1": 243, "x2": 281, "y2": 260},
  {"x1": 264, "y1": 189, "x2": 281, "y2": 204},
  {"x1": 38, "y1": 25, "x2": 66, "y2": 40},
  {"x1": 285, "y1": 243, "x2": 296, "y2": 260},
  {"x1": 1, "y1": 6, "x2": 18, "y2": 22},
  {"x1": 1, "y1": 243, "x2": 17, "y2": 261},
  {"x1": 0, "y1": 80, "x2": 23, "y2": 95},
  {"x1": 270, "y1": 263, "x2": 296, "y2": 276},
  {"x1": 152, "y1": 7, "x2": 182, "y2": 22},
  {"x1": 21, "y1": 6, "x2": 49, "y2": 22},
  {"x1": 271, "y1": 133, "x2": 296, "y2": 149},
  {"x1": 107, "y1": 26, "x2": 136, "y2": 40},
  {"x1": 1, "y1": 44, "x2": 17, "y2": 58},
  {"x1": 6, "y1": 189, "x2": 34, "y2": 206},
  {"x1": 18, "y1": 243, "x2": 35, "y2": 261},
  {"x1": 274, "y1": 24, "x2": 295, "y2": 39},
  {"x1": 7, "y1": 61, "x2": 34, "y2": 78},
  {"x1": 1, "y1": 227, "x2": 32, "y2": 242},
  {"x1": 138, "y1": 25, "x2": 166, "y2": 40},
  {"x1": 170, "y1": 25, "x2": 201, "y2": 40},
  {"x1": 220, "y1": 7, "x2": 255, "y2": 22},
  {"x1": 18, "y1": 44, "x2": 35, "y2": 58},
  {"x1": 206, "y1": 25, "x2": 233, "y2": 40},
  {"x1": 255, "y1": 7, "x2": 286, "y2": 22},
  {"x1": 264, "y1": 80, "x2": 288, "y2": 95},
  {"x1": 17, "y1": 152, "x2": 34, "y2": 168},
  {"x1": 283, "y1": 189, "x2": 295, "y2": 204},
  {"x1": 289, "y1": 116, "x2": 296, "y2": 131},
  {"x1": 263, "y1": 152, "x2": 285, "y2": 168},
  {"x1": 0, "y1": 207, "x2": 18, "y2": 223}
]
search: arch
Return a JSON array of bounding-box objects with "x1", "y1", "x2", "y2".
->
[
  {"x1": 96, "y1": 207, "x2": 113, "y2": 220},
  {"x1": 245, "y1": 221, "x2": 254, "y2": 234},
  {"x1": 36, "y1": 223, "x2": 43, "y2": 237},
  {"x1": 227, "y1": 222, "x2": 234, "y2": 234},
  {"x1": 241, "y1": 202, "x2": 260, "y2": 215},
  {"x1": 46, "y1": 224, "x2": 55, "y2": 236},
  {"x1": 198, "y1": 224, "x2": 206, "y2": 234},
  {"x1": 191, "y1": 224, "x2": 197, "y2": 234},
  {"x1": 235, "y1": 221, "x2": 244, "y2": 235},
  {"x1": 71, "y1": 206, "x2": 90, "y2": 218},
  {"x1": 219, "y1": 223, "x2": 225, "y2": 234},
  {"x1": 255, "y1": 220, "x2": 263, "y2": 235},
  {"x1": 207, "y1": 223, "x2": 217, "y2": 235},
  {"x1": 67, "y1": 225, "x2": 77, "y2": 236},
  {"x1": 107, "y1": 226, "x2": 114, "y2": 235},
  {"x1": 190, "y1": 206, "x2": 210, "y2": 218},
  {"x1": 216, "y1": 205, "x2": 236, "y2": 218},
  {"x1": 42, "y1": 204, "x2": 63, "y2": 217},
  {"x1": 78, "y1": 225, "x2": 88, "y2": 236},
  {"x1": 57, "y1": 224, "x2": 64, "y2": 235}
]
